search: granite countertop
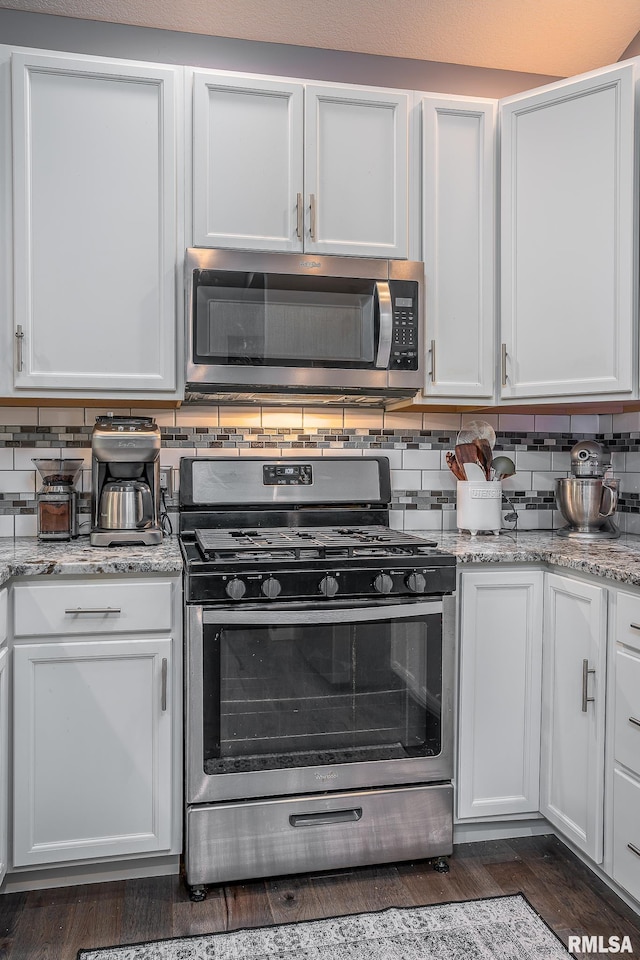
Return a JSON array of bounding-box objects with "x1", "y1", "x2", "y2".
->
[
  {"x1": 1, "y1": 530, "x2": 640, "y2": 591},
  {"x1": 436, "y1": 530, "x2": 640, "y2": 588},
  {"x1": 0, "y1": 536, "x2": 183, "y2": 588}
]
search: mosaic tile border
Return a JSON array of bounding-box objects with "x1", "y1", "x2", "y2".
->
[{"x1": 0, "y1": 421, "x2": 638, "y2": 534}]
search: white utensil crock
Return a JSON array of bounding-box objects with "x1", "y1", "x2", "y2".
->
[{"x1": 457, "y1": 480, "x2": 502, "y2": 536}]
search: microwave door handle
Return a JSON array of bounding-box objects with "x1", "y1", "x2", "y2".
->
[{"x1": 374, "y1": 281, "x2": 393, "y2": 368}]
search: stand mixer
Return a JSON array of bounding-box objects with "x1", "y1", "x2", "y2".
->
[{"x1": 556, "y1": 440, "x2": 620, "y2": 539}]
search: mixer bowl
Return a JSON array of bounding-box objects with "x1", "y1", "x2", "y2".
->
[{"x1": 555, "y1": 477, "x2": 619, "y2": 532}]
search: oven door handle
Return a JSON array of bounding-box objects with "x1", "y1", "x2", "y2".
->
[{"x1": 201, "y1": 599, "x2": 443, "y2": 625}]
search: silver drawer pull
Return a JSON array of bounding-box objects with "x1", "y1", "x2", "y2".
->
[
  {"x1": 161, "y1": 657, "x2": 168, "y2": 712},
  {"x1": 64, "y1": 607, "x2": 122, "y2": 615},
  {"x1": 630, "y1": 623, "x2": 640, "y2": 632},
  {"x1": 628, "y1": 842, "x2": 640, "y2": 858},
  {"x1": 581, "y1": 659, "x2": 595, "y2": 712},
  {"x1": 289, "y1": 808, "x2": 362, "y2": 828},
  {"x1": 629, "y1": 717, "x2": 640, "y2": 728}
]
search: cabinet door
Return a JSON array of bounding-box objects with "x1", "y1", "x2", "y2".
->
[
  {"x1": 0, "y1": 645, "x2": 8, "y2": 887},
  {"x1": 304, "y1": 85, "x2": 408, "y2": 258},
  {"x1": 192, "y1": 72, "x2": 304, "y2": 251},
  {"x1": 13, "y1": 636, "x2": 173, "y2": 866},
  {"x1": 541, "y1": 572, "x2": 607, "y2": 862},
  {"x1": 11, "y1": 52, "x2": 179, "y2": 395},
  {"x1": 422, "y1": 97, "x2": 496, "y2": 400},
  {"x1": 457, "y1": 570, "x2": 543, "y2": 819},
  {"x1": 500, "y1": 63, "x2": 636, "y2": 400},
  {"x1": 0, "y1": 48, "x2": 12, "y2": 396}
]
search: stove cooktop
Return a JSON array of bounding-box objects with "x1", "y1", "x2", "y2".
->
[
  {"x1": 192, "y1": 525, "x2": 439, "y2": 563},
  {"x1": 181, "y1": 525, "x2": 455, "y2": 604}
]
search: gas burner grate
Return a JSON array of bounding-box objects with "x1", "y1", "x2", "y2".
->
[{"x1": 194, "y1": 526, "x2": 438, "y2": 561}]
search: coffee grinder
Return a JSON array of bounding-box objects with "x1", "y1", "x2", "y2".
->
[
  {"x1": 33, "y1": 458, "x2": 83, "y2": 540},
  {"x1": 90, "y1": 415, "x2": 162, "y2": 546}
]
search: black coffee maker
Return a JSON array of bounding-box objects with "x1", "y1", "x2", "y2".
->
[{"x1": 90, "y1": 415, "x2": 162, "y2": 546}]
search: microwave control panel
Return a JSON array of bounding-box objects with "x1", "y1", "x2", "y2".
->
[{"x1": 390, "y1": 282, "x2": 419, "y2": 370}]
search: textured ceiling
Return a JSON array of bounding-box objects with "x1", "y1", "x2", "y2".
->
[{"x1": 0, "y1": 0, "x2": 639, "y2": 76}]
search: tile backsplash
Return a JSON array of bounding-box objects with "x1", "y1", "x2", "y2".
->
[{"x1": 2, "y1": 405, "x2": 640, "y2": 537}]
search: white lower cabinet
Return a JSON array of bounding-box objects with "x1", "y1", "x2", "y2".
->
[
  {"x1": 610, "y1": 592, "x2": 640, "y2": 902},
  {"x1": 13, "y1": 636, "x2": 174, "y2": 866},
  {"x1": 11, "y1": 575, "x2": 182, "y2": 871},
  {"x1": 540, "y1": 572, "x2": 607, "y2": 863},
  {"x1": 457, "y1": 570, "x2": 543, "y2": 819},
  {"x1": 0, "y1": 642, "x2": 8, "y2": 887}
]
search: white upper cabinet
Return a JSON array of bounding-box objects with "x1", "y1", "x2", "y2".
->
[
  {"x1": 304, "y1": 85, "x2": 408, "y2": 258},
  {"x1": 421, "y1": 96, "x2": 496, "y2": 400},
  {"x1": 192, "y1": 74, "x2": 304, "y2": 251},
  {"x1": 11, "y1": 51, "x2": 181, "y2": 397},
  {"x1": 500, "y1": 63, "x2": 637, "y2": 401},
  {"x1": 192, "y1": 72, "x2": 409, "y2": 258}
]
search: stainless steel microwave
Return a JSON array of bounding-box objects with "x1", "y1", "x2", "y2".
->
[{"x1": 185, "y1": 249, "x2": 424, "y2": 404}]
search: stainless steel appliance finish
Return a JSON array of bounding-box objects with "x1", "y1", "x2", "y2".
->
[
  {"x1": 98, "y1": 479, "x2": 155, "y2": 531},
  {"x1": 570, "y1": 439, "x2": 612, "y2": 477},
  {"x1": 185, "y1": 248, "x2": 424, "y2": 404},
  {"x1": 179, "y1": 456, "x2": 456, "y2": 898},
  {"x1": 90, "y1": 415, "x2": 162, "y2": 546},
  {"x1": 556, "y1": 440, "x2": 620, "y2": 539},
  {"x1": 186, "y1": 784, "x2": 453, "y2": 886},
  {"x1": 556, "y1": 477, "x2": 620, "y2": 539}
]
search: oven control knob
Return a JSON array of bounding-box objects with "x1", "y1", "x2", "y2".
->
[
  {"x1": 373, "y1": 573, "x2": 394, "y2": 595},
  {"x1": 261, "y1": 577, "x2": 282, "y2": 599},
  {"x1": 406, "y1": 572, "x2": 427, "y2": 594},
  {"x1": 318, "y1": 575, "x2": 339, "y2": 598},
  {"x1": 225, "y1": 578, "x2": 246, "y2": 600}
]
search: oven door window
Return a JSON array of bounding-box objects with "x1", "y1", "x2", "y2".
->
[
  {"x1": 201, "y1": 613, "x2": 442, "y2": 774},
  {"x1": 193, "y1": 271, "x2": 377, "y2": 369}
]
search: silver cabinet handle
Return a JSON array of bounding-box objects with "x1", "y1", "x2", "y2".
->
[
  {"x1": 65, "y1": 606, "x2": 122, "y2": 615},
  {"x1": 309, "y1": 193, "x2": 316, "y2": 241},
  {"x1": 296, "y1": 192, "x2": 303, "y2": 240},
  {"x1": 581, "y1": 658, "x2": 595, "y2": 712},
  {"x1": 501, "y1": 342, "x2": 508, "y2": 387},
  {"x1": 15, "y1": 325, "x2": 24, "y2": 372},
  {"x1": 374, "y1": 281, "x2": 392, "y2": 369},
  {"x1": 629, "y1": 717, "x2": 640, "y2": 728},
  {"x1": 628, "y1": 842, "x2": 640, "y2": 858},
  {"x1": 430, "y1": 339, "x2": 437, "y2": 383},
  {"x1": 630, "y1": 623, "x2": 640, "y2": 632},
  {"x1": 161, "y1": 657, "x2": 168, "y2": 712}
]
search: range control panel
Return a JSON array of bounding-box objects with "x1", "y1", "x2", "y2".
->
[
  {"x1": 390, "y1": 281, "x2": 419, "y2": 370},
  {"x1": 263, "y1": 463, "x2": 313, "y2": 486}
]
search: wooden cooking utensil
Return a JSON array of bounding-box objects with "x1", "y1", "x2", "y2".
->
[
  {"x1": 474, "y1": 438, "x2": 493, "y2": 479},
  {"x1": 455, "y1": 442, "x2": 482, "y2": 471},
  {"x1": 446, "y1": 450, "x2": 465, "y2": 481}
]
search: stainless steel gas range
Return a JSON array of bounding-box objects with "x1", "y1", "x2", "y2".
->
[{"x1": 179, "y1": 456, "x2": 456, "y2": 901}]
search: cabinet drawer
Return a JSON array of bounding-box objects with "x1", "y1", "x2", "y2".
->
[
  {"x1": 615, "y1": 591, "x2": 640, "y2": 651},
  {"x1": 612, "y1": 768, "x2": 640, "y2": 903},
  {"x1": 13, "y1": 579, "x2": 174, "y2": 637},
  {"x1": 615, "y1": 645, "x2": 640, "y2": 775},
  {"x1": 0, "y1": 588, "x2": 6, "y2": 645}
]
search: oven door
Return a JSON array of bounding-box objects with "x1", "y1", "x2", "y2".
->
[{"x1": 186, "y1": 597, "x2": 454, "y2": 805}]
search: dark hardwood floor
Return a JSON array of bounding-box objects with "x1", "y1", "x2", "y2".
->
[{"x1": 1, "y1": 836, "x2": 639, "y2": 958}]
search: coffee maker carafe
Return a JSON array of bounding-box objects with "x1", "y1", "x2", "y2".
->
[{"x1": 90, "y1": 415, "x2": 162, "y2": 546}]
